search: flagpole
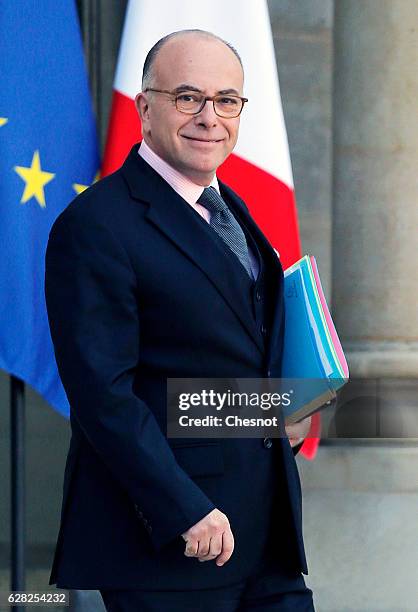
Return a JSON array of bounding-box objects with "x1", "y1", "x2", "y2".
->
[{"x1": 10, "y1": 375, "x2": 25, "y2": 612}]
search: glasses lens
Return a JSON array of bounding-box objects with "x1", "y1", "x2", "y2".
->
[
  {"x1": 176, "y1": 92, "x2": 204, "y2": 113},
  {"x1": 214, "y1": 96, "x2": 242, "y2": 117}
]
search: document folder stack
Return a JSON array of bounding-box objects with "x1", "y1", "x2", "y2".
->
[{"x1": 281, "y1": 255, "x2": 349, "y2": 423}]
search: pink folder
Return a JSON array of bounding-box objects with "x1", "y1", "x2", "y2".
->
[{"x1": 310, "y1": 256, "x2": 349, "y2": 378}]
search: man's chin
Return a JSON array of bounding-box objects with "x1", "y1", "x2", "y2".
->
[
  {"x1": 192, "y1": 153, "x2": 227, "y2": 172},
  {"x1": 176, "y1": 157, "x2": 223, "y2": 182}
]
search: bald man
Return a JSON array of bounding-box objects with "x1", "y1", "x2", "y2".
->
[{"x1": 45, "y1": 30, "x2": 314, "y2": 611}]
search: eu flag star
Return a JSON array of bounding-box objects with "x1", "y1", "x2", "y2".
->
[
  {"x1": 0, "y1": 117, "x2": 8, "y2": 127},
  {"x1": 72, "y1": 170, "x2": 100, "y2": 195},
  {"x1": 14, "y1": 150, "x2": 55, "y2": 208}
]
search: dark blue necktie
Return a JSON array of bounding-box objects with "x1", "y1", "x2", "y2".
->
[{"x1": 197, "y1": 187, "x2": 253, "y2": 277}]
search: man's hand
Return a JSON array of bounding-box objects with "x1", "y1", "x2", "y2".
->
[
  {"x1": 285, "y1": 415, "x2": 312, "y2": 447},
  {"x1": 181, "y1": 508, "x2": 234, "y2": 566}
]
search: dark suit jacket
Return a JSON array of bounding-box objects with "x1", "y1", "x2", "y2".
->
[{"x1": 44, "y1": 144, "x2": 308, "y2": 590}]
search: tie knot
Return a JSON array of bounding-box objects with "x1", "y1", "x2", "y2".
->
[{"x1": 197, "y1": 187, "x2": 228, "y2": 214}]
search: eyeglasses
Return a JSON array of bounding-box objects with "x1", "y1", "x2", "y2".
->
[{"x1": 144, "y1": 88, "x2": 248, "y2": 118}]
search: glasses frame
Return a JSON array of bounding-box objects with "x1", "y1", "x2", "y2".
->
[{"x1": 143, "y1": 88, "x2": 248, "y2": 118}]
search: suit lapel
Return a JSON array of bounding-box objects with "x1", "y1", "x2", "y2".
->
[
  {"x1": 218, "y1": 180, "x2": 285, "y2": 363},
  {"x1": 121, "y1": 146, "x2": 265, "y2": 354}
]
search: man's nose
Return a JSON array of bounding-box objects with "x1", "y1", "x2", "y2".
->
[{"x1": 194, "y1": 99, "x2": 218, "y2": 127}]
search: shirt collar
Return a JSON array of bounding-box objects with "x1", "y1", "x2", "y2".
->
[{"x1": 138, "y1": 140, "x2": 219, "y2": 206}]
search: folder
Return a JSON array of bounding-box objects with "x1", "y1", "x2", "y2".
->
[{"x1": 281, "y1": 255, "x2": 349, "y2": 423}]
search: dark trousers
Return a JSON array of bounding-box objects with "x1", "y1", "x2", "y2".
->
[{"x1": 100, "y1": 555, "x2": 314, "y2": 611}]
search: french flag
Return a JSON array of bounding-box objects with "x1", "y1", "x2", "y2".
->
[{"x1": 102, "y1": 0, "x2": 320, "y2": 460}]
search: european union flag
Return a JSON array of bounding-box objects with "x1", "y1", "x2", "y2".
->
[{"x1": 0, "y1": 1, "x2": 99, "y2": 416}]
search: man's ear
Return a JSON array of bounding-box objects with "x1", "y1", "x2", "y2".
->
[{"x1": 135, "y1": 92, "x2": 149, "y2": 122}]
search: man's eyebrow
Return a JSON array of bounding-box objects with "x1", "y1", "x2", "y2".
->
[
  {"x1": 172, "y1": 84, "x2": 202, "y2": 93},
  {"x1": 172, "y1": 84, "x2": 241, "y2": 96},
  {"x1": 218, "y1": 89, "x2": 240, "y2": 95}
]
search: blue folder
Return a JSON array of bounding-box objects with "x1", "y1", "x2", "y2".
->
[{"x1": 280, "y1": 256, "x2": 348, "y2": 423}]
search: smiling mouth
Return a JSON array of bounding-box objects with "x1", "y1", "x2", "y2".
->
[{"x1": 182, "y1": 136, "x2": 223, "y2": 143}]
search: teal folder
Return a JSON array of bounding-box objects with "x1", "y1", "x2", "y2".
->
[{"x1": 281, "y1": 256, "x2": 349, "y2": 423}]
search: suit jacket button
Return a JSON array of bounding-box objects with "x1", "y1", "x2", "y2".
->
[
  {"x1": 263, "y1": 437, "x2": 273, "y2": 449},
  {"x1": 255, "y1": 290, "x2": 262, "y2": 301},
  {"x1": 261, "y1": 324, "x2": 267, "y2": 335}
]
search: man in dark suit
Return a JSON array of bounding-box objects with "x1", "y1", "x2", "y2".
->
[{"x1": 45, "y1": 30, "x2": 314, "y2": 611}]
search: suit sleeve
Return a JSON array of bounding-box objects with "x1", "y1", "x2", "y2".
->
[{"x1": 44, "y1": 210, "x2": 215, "y2": 551}]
